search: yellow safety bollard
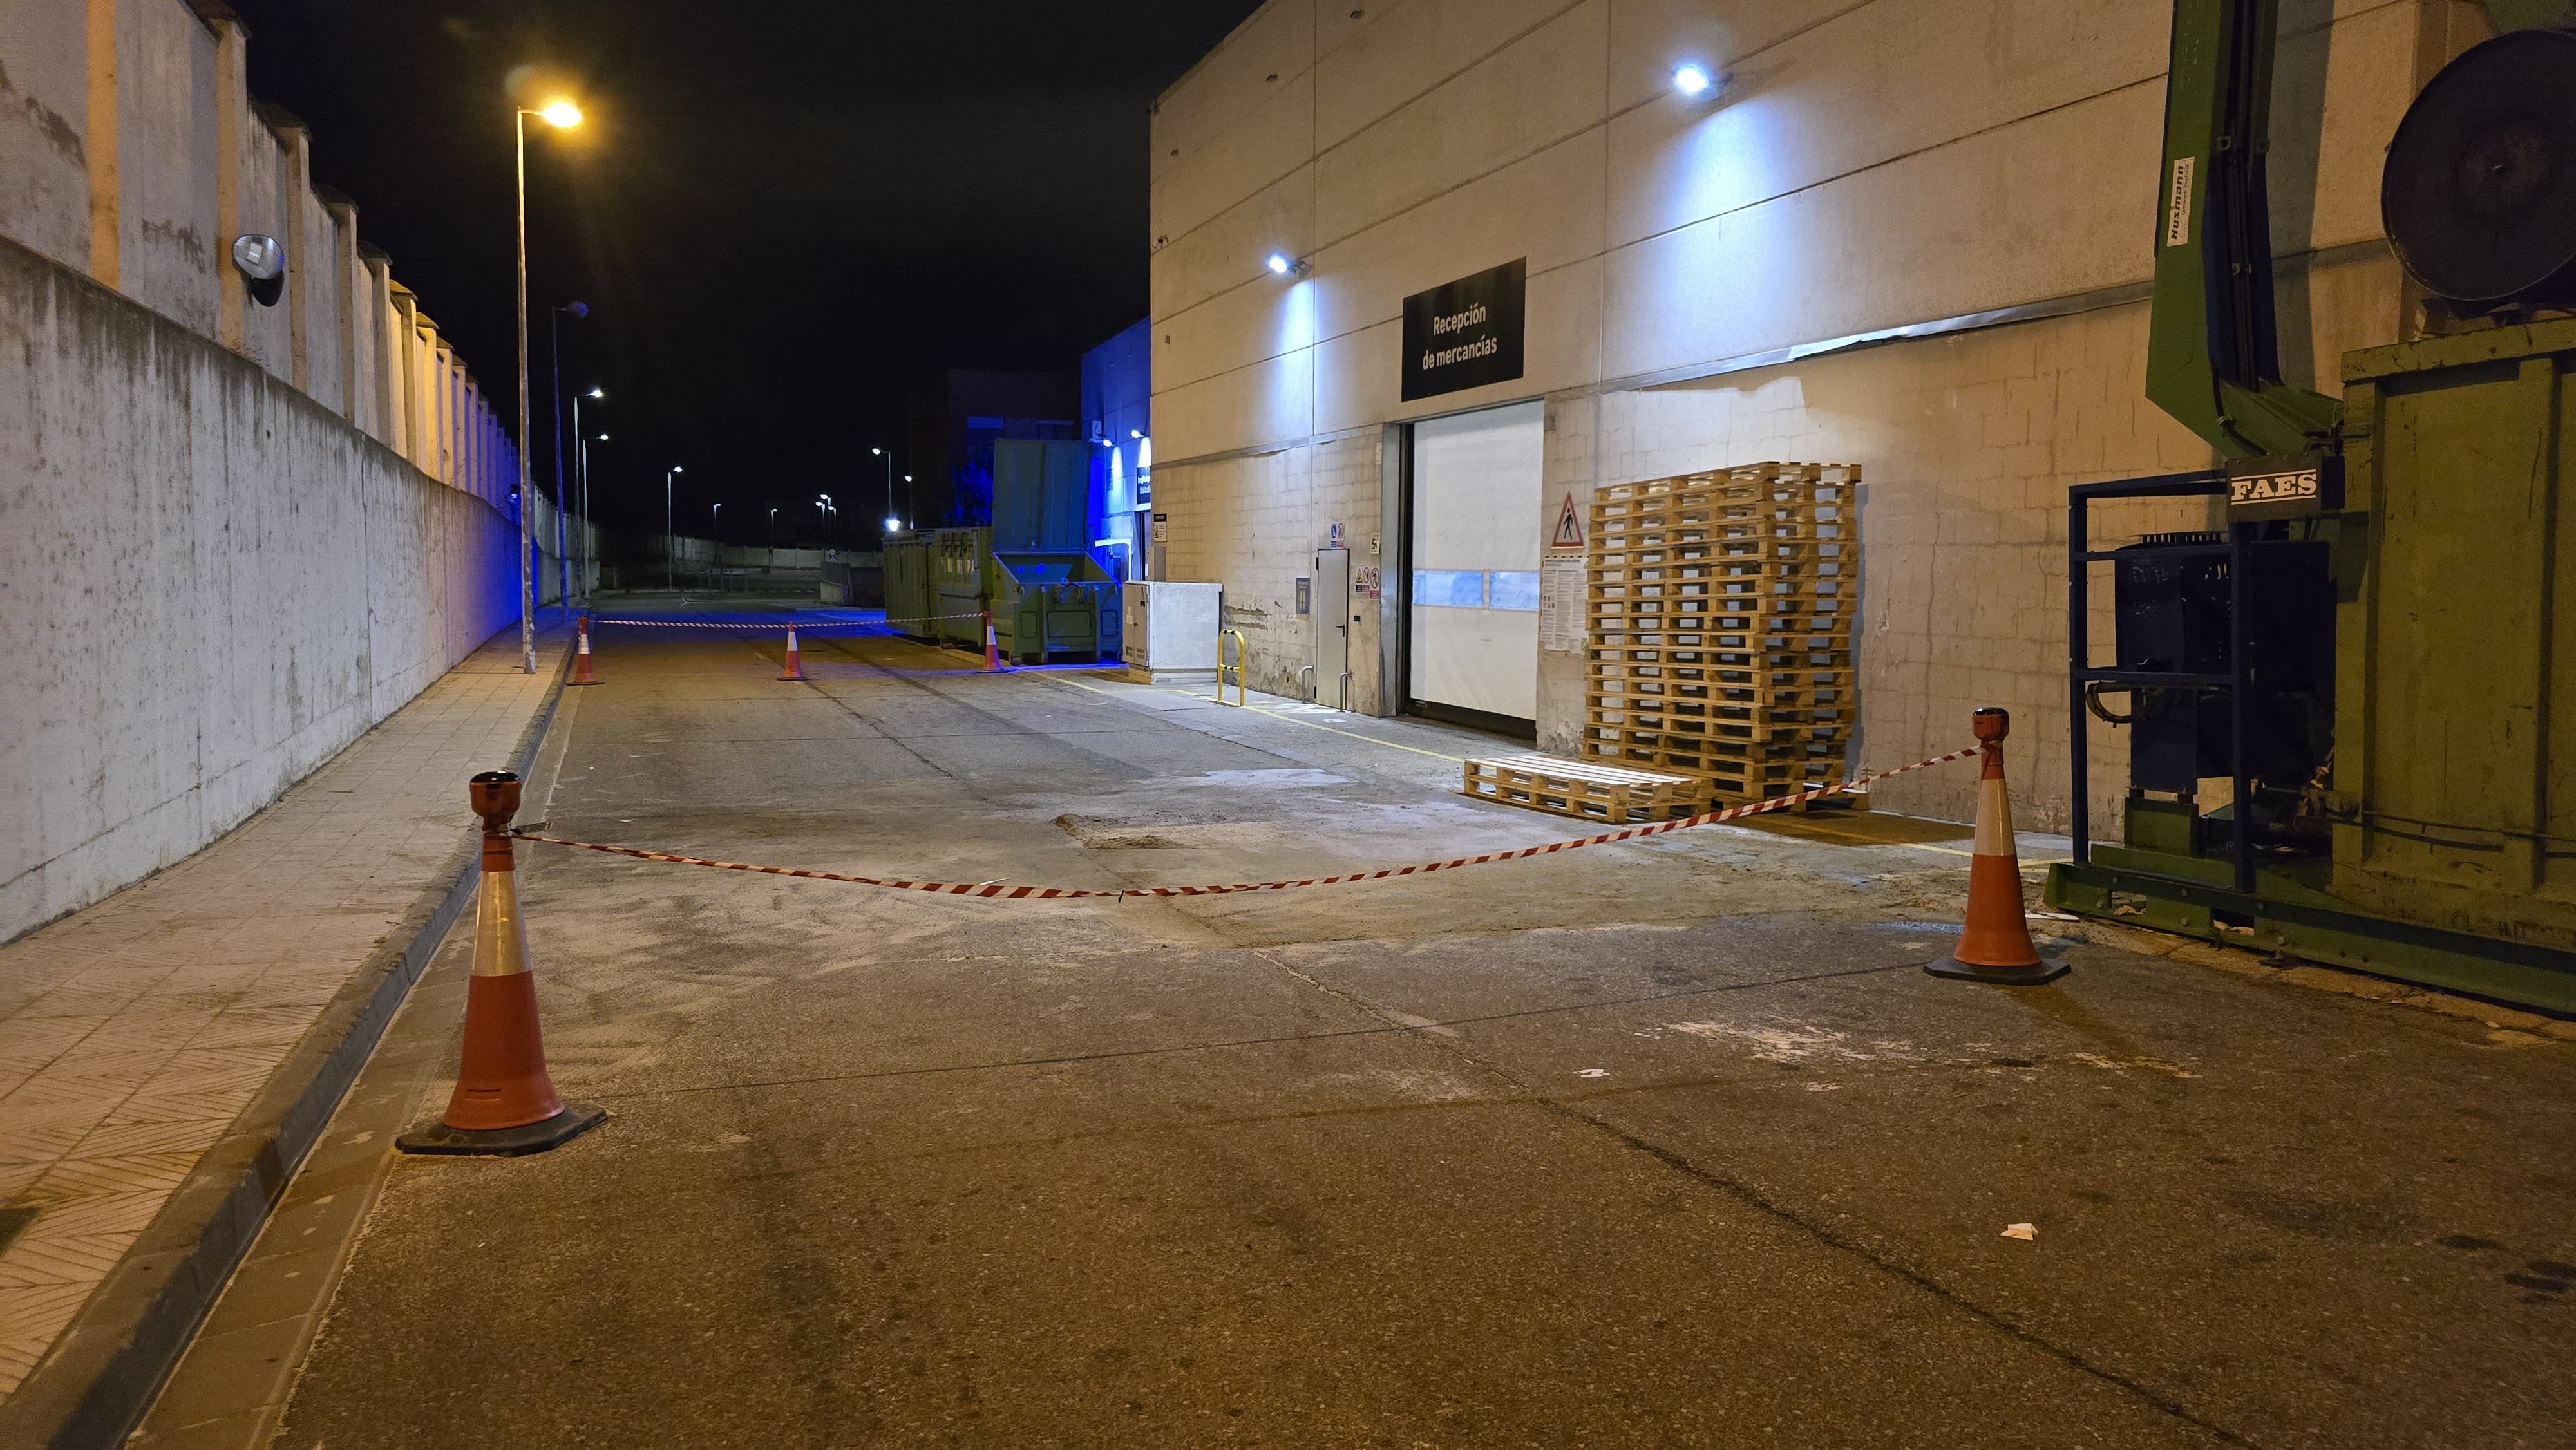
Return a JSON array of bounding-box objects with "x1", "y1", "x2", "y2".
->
[{"x1": 1217, "y1": 629, "x2": 1247, "y2": 707}]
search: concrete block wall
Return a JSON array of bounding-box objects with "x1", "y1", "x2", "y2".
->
[
  {"x1": 1150, "y1": 0, "x2": 2451, "y2": 826},
  {"x1": 1157, "y1": 429, "x2": 1386, "y2": 709},
  {"x1": 0, "y1": 240, "x2": 518, "y2": 940}
]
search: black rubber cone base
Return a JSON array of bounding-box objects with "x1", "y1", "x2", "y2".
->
[
  {"x1": 396, "y1": 1102, "x2": 606, "y2": 1157},
  {"x1": 1924, "y1": 958, "x2": 2070, "y2": 986},
  {"x1": 566, "y1": 678, "x2": 603, "y2": 686}
]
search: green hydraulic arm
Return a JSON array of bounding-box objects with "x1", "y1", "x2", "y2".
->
[
  {"x1": 2147, "y1": 0, "x2": 2571, "y2": 457},
  {"x1": 2146, "y1": 0, "x2": 2342, "y2": 458}
]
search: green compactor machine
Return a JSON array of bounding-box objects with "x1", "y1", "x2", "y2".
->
[{"x1": 2045, "y1": 1, "x2": 2576, "y2": 1010}]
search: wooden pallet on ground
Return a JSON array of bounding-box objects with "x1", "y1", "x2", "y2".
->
[{"x1": 1461, "y1": 753, "x2": 1715, "y2": 824}]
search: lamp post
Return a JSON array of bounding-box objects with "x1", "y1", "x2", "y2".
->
[
  {"x1": 572, "y1": 388, "x2": 603, "y2": 603},
  {"x1": 547, "y1": 301, "x2": 586, "y2": 618},
  {"x1": 871, "y1": 446, "x2": 896, "y2": 540},
  {"x1": 582, "y1": 432, "x2": 606, "y2": 595},
  {"x1": 513, "y1": 95, "x2": 583, "y2": 673},
  {"x1": 667, "y1": 464, "x2": 684, "y2": 591}
]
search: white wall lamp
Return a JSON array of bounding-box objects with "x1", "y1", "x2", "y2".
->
[
  {"x1": 1672, "y1": 63, "x2": 1727, "y2": 100},
  {"x1": 232, "y1": 234, "x2": 285, "y2": 306},
  {"x1": 1266, "y1": 251, "x2": 1312, "y2": 279}
]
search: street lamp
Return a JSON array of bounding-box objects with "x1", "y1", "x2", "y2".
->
[
  {"x1": 546, "y1": 301, "x2": 587, "y2": 616},
  {"x1": 871, "y1": 446, "x2": 898, "y2": 540},
  {"x1": 513, "y1": 93, "x2": 583, "y2": 672},
  {"x1": 571, "y1": 386, "x2": 602, "y2": 605},
  {"x1": 666, "y1": 464, "x2": 683, "y2": 591},
  {"x1": 712, "y1": 501, "x2": 722, "y2": 534}
]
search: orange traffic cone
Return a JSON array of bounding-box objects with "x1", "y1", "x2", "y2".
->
[
  {"x1": 984, "y1": 612, "x2": 1002, "y2": 672},
  {"x1": 397, "y1": 771, "x2": 606, "y2": 1156},
  {"x1": 567, "y1": 614, "x2": 601, "y2": 685},
  {"x1": 1926, "y1": 708, "x2": 2067, "y2": 986},
  {"x1": 778, "y1": 623, "x2": 805, "y2": 681}
]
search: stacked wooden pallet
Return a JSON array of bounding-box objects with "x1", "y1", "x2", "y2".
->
[{"x1": 1584, "y1": 462, "x2": 1859, "y2": 806}]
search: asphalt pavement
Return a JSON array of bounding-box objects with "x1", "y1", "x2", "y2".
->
[{"x1": 145, "y1": 607, "x2": 2576, "y2": 1449}]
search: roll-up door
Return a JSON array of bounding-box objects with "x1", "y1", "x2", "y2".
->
[{"x1": 1406, "y1": 400, "x2": 1543, "y2": 726}]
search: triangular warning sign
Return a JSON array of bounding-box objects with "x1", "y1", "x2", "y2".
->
[{"x1": 1551, "y1": 493, "x2": 1585, "y2": 548}]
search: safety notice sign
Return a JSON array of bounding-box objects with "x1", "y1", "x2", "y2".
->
[{"x1": 1551, "y1": 493, "x2": 1584, "y2": 549}]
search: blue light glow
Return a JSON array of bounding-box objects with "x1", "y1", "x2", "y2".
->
[{"x1": 1673, "y1": 63, "x2": 1712, "y2": 97}]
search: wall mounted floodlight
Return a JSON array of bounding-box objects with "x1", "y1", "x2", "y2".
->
[
  {"x1": 1267, "y1": 252, "x2": 1312, "y2": 279},
  {"x1": 884, "y1": 515, "x2": 902, "y2": 532},
  {"x1": 232, "y1": 234, "x2": 285, "y2": 306},
  {"x1": 1672, "y1": 63, "x2": 1718, "y2": 98}
]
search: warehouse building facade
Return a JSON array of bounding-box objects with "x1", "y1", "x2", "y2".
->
[{"x1": 1144, "y1": 0, "x2": 2463, "y2": 825}]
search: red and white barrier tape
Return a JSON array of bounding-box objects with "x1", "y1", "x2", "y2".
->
[
  {"x1": 591, "y1": 612, "x2": 989, "y2": 633},
  {"x1": 509, "y1": 744, "x2": 1981, "y2": 900}
]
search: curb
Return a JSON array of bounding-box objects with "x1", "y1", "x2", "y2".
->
[{"x1": 0, "y1": 629, "x2": 574, "y2": 1450}]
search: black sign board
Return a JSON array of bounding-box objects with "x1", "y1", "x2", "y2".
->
[
  {"x1": 2226, "y1": 451, "x2": 2344, "y2": 520},
  {"x1": 1401, "y1": 259, "x2": 1526, "y2": 402}
]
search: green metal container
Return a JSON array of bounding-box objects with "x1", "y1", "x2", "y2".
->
[
  {"x1": 2330, "y1": 317, "x2": 2576, "y2": 962},
  {"x1": 882, "y1": 534, "x2": 941, "y2": 639},
  {"x1": 989, "y1": 551, "x2": 1122, "y2": 663},
  {"x1": 932, "y1": 529, "x2": 990, "y2": 647}
]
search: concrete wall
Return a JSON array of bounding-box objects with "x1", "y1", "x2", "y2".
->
[
  {"x1": 1148, "y1": 0, "x2": 2465, "y2": 827},
  {"x1": 0, "y1": 239, "x2": 518, "y2": 939},
  {"x1": 0, "y1": 0, "x2": 522, "y2": 488},
  {"x1": 0, "y1": 1, "x2": 537, "y2": 941}
]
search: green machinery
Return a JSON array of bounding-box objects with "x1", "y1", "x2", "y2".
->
[
  {"x1": 2047, "y1": 2, "x2": 2576, "y2": 1010},
  {"x1": 879, "y1": 440, "x2": 1124, "y2": 663}
]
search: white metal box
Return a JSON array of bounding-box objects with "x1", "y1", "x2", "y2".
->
[{"x1": 1121, "y1": 581, "x2": 1221, "y2": 684}]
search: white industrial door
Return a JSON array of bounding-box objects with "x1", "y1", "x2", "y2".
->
[{"x1": 1408, "y1": 400, "x2": 1544, "y2": 723}]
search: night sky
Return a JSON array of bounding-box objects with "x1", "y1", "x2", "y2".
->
[{"x1": 228, "y1": 1, "x2": 1260, "y2": 540}]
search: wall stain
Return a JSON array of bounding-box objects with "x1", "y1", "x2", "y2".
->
[{"x1": 0, "y1": 59, "x2": 88, "y2": 167}]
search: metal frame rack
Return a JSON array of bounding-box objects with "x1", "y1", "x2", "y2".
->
[{"x1": 2065, "y1": 468, "x2": 2258, "y2": 893}]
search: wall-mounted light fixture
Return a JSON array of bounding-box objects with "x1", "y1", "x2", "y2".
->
[
  {"x1": 1266, "y1": 251, "x2": 1313, "y2": 279},
  {"x1": 232, "y1": 234, "x2": 285, "y2": 306},
  {"x1": 1672, "y1": 63, "x2": 1725, "y2": 100}
]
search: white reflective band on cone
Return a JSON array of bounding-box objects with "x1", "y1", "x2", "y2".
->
[
  {"x1": 471, "y1": 871, "x2": 531, "y2": 977},
  {"x1": 1973, "y1": 775, "x2": 2014, "y2": 856}
]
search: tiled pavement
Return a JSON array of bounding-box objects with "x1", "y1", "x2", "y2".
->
[{"x1": 0, "y1": 627, "x2": 567, "y2": 1404}]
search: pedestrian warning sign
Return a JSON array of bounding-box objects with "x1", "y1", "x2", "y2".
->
[{"x1": 1551, "y1": 493, "x2": 1584, "y2": 549}]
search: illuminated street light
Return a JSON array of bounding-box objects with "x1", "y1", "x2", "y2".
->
[
  {"x1": 872, "y1": 446, "x2": 903, "y2": 539},
  {"x1": 512, "y1": 92, "x2": 585, "y2": 670},
  {"x1": 666, "y1": 464, "x2": 683, "y2": 590},
  {"x1": 570, "y1": 384, "x2": 603, "y2": 606}
]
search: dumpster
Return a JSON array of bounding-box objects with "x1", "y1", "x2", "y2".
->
[{"x1": 991, "y1": 551, "x2": 1122, "y2": 663}]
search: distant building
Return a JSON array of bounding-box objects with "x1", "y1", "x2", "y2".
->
[
  {"x1": 904, "y1": 370, "x2": 1079, "y2": 529},
  {"x1": 1081, "y1": 320, "x2": 1151, "y2": 579}
]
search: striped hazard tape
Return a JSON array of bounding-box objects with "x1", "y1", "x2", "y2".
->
[
  {"x1": 509, "y1": 744, "x2": 1982, "y2": 900},
  {"x1": 590, "y1": 614, "x2": 987, "y2": 632}
]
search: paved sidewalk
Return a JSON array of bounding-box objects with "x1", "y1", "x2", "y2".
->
[{"x1": 0, "y1": 623, "x2": 567, "y2": 1439}]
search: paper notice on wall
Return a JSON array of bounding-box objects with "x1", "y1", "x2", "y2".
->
[{"x1": 1540, "y1": 556, "x2": 1586, "y2": 652}]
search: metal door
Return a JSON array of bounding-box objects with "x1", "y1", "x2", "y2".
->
[{"x1": 1314, "y1": 546, "x2": 1350, "y2": 708}]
